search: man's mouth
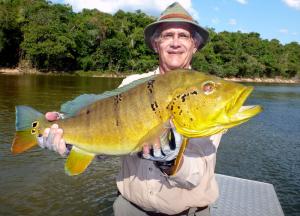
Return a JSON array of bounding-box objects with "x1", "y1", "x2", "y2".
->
[{"x1": 167, "y1": 51, "x2": 183, "y2": 54}]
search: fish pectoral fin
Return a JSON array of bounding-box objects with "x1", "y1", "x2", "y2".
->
[
  {"x1": 65, "y1": 146, "x2": 95, "y2": 176},
  {"x1": 138, "y1": 121, "x2": 171, "y2": 147}
]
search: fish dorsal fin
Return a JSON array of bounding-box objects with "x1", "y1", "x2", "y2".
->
[{"x1": 60, "y1": 74, "x2": 158, "y2": 117}]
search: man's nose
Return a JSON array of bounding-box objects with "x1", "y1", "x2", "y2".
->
[{"x1": 170, "y1": 36, "x2": 181, "y2": 47}]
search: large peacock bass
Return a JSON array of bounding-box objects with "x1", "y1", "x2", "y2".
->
[{"x1": 11, "y1": 69, "x2": 262, "y2": 176}]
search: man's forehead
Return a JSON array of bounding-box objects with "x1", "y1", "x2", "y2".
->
[{"x1": 159, "y1": 23, "x2": 193, "y2": 33}]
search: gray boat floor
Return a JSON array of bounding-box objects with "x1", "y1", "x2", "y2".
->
[{"x1": 211, "y1": 174, "x2": 284, "y2": 216}]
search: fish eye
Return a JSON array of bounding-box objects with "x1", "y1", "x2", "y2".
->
[
  {"x1": 32, "y1": 121, "x2": 38, "y2": 128},
  {"x1": 202, "y1": 81, "x2": 215, "y2": 95}
]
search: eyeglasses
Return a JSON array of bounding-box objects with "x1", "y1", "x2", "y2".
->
[{"x1": 159, "y1": 32, "x2": 193, "y2": 43}]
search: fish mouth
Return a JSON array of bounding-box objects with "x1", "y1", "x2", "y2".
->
[
  {"x1": 172, "y1": 86, "x2": 263, "y2": 138},
  {"x1": 228, "y1": 86, "x2": 263, "y2": 124}
]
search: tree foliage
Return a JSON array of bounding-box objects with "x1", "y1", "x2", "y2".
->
[{"x1": 0, "y1": 0, "x2": 299, "y2": 78}]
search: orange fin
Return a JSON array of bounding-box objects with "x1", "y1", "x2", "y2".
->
[
  {"x1": 12, "y1": 131, "x2": 38, "y2": 154},
  {"x1": 65, "y1": 147, "x2": 95, "y2": 176}
]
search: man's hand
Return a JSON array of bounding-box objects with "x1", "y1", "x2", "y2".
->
[
  {"x1": 142, "y1": 128, "x2": 182, "y2": 162},
  {"x1": 37, "y1": 112, "x2": 68, "y2": 156}
]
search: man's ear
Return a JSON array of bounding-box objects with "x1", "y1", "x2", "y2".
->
[
  {"x1": 152, "y1": 41, "x2": 158, "y2": 53},
  {"x1": 193, "y1": 47, "x2": 197, "y2": 54}
]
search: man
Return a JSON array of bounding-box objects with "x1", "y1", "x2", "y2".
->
[{"x1": 40, "y1": 2, "x2": 221, "y2": 216}]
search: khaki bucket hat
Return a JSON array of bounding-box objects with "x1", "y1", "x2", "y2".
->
[{"x1": 144, "y1": 2, "x2": 209, "y2": 51}]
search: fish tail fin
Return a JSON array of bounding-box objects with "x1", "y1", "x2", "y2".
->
[{"x1": 11, "y1": 105, "x2": 44, "y2": 154}]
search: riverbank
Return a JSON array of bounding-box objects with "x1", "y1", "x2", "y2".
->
[
  {"x1": 0, "y1": 67, "x2": 127, "y2": 78},
  {"x1": 1, "y1": 67, "x2": 299, "y2": 84},
  {"x1": 224, "y1": 77, "x2": 299, "y2": 84}
]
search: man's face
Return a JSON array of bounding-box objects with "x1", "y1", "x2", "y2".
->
[{"x1": 152, "y1": 23, "x2": 198, "y2": 73}]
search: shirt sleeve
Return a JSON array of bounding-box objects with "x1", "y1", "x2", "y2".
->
[
  {"x1": 119, "y1": 71, "x2": 156, "y2": 87},
  {"x1": 167, "y1": 133, "x2": 223, "y2": 189},
  {"x1": 119, "y1": 74, "x2": 141, "y2": 87}
]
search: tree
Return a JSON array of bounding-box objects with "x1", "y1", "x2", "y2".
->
[
  {"x1": 0, "y1": 0, "x2": 299, "y2": 77},
  {"x1": 20, "y1": 2, "x2": 76, "y2": 70},
  {"x1": 0, "y1": 0, "x2": 22, "y2": 66}
]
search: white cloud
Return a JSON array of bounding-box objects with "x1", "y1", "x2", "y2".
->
[
  {"x1": 235, "y1": 0, "x2": 248, "y2": 5},
  {"x1": 282, "y1": 0, "x2": 300, "y2": 10},
  {"x1": 213, "y1": 7, "x2": 220, "y2": 11},
  {"x1": 211, "y1": 18, "x2": 220, "y2": 24},
  {"x1": 63, "y1": 0, "x2": 198, "y2": 19},
  {"x1": 279, "y1": 28, "x2": 289, "y2": 34},
  {"x1": 228, "y1": 18, "x2": 237, "y2": 26}
]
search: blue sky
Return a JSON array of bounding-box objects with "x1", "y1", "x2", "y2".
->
[{"x1": 52, "y1": 0, "x2": 300, "y2": 45}]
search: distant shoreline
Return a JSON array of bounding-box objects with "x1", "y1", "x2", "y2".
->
[{"x1": 1, "y1": 67, "x2": 299, "y2": 84}]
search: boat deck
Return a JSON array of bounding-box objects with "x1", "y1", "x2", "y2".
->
[{"x1": 211, "y1": 174, "x2": 284, "y2": 216}]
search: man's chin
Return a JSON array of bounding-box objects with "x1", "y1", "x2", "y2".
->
[{"x1": 167, "y1": 64, "x2": 187, "y2": 70}]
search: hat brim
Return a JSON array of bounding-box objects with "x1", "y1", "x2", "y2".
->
[{"x1": 144, "y1": 19, "x2": 209, "y2": 51}]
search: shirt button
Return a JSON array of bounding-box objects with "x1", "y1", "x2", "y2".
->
[
  {"x1": 149, "y1": 167, "x2": 153, "y2": 171},
  {"x1": 149, "y1": 191, "x2": 153, "y2": 195}
]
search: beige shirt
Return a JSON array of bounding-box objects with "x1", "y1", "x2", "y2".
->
[{"x1": 116, "y1": 68, "x2": 222, "y2": 215}]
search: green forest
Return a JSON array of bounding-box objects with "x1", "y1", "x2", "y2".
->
[{"x1": 1, "y1": 0, "x2": 300, "y2": 78}]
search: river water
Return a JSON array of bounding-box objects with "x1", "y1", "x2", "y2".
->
[{"x1": 0, "y1": 74, "x2": 299, "y2": 215}]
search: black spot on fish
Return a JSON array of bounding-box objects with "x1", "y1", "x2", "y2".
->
[
  {"x1": 154, "y1": 101, "x2": 158, "y2": 108},
  {"x1": 191, "y1": 90, "x2": 198, "y2": 95},
  {"x1": 86, "y1": 109, "x2": 90, "y2": 115},
  {"x1": 179, "y1": 110, "x2": 183, "y2": 115},
  {"x1": 113, "y1": 94, "x2": 122, "y2": 127},
  {"x1": 181, "y1": 94, "x2": 187, "y2": 102},
  {"x1": 151, "y1": 103, "x2": 156, "y2": 111},
  {"x1": 170, "y1": 105, "x2": 173, "y2": 111},
  {"x1": 147, "y1": 79, "x2": 155, "y2": 86},
  {"x1": 114, "y1": 94, "x2": 122, "y2": 103},
  {"x1": 177, "y1": 106, "x2": 180, "y2": 109},
  {"x1": 190, "y1": 118, "x2": 193, "y2": 121},
  {"x1": 147, "y1": 80, "x2": 155, "y2": 94}
]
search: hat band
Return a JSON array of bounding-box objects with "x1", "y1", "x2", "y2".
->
[{"x1": 160, "y1": 13, "x2": 193, "y2": 21}]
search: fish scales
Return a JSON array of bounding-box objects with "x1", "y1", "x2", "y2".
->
[{"x1": 58, "y1": 74, "x2": 181, "y2": 155}]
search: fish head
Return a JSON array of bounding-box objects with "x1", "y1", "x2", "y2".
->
[{"x1": 169, "y1": 71, "x2": 263, "y2": 137}]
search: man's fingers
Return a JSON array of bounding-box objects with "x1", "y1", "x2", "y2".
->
[
  {"x1": 161, "y1": 130, "x2": 171, "y2": 153},
  {"x1": 142, "y1": 144, "x2": 151, "y2": 159},
  {"x1": 44, "y1": 124, "x2": 59, "y2": 150},
  {"x1": 53, "y1": 128, "x2": 63, "y2": 152},
  {"x1": 43, "y1": 128, "x2": 50, "y2": 138},
  {"x1": 42, "y1": 128, "x2": 50, "y2": 148},
  {"x1": 57, "y1": 139, "x2": 67, "y2": 156},
  {"x1": 152, "y1": 138, "x2": 162, "y2": 158}
]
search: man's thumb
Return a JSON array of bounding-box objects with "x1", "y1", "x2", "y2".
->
[{"x1": 45, "y1": 112, "x2": 60, "y2": 121}]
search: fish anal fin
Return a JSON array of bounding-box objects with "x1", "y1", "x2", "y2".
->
[{"x1": 65, "y1": 147, "x2": 95, "y2": 176}]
